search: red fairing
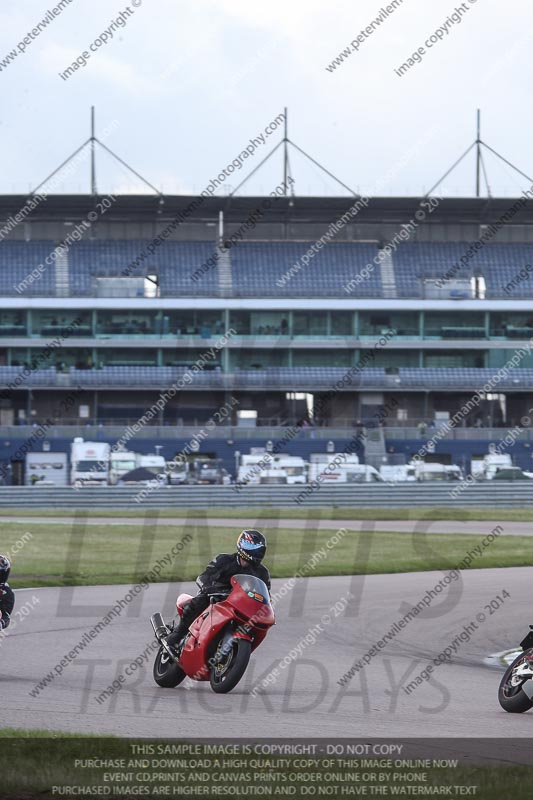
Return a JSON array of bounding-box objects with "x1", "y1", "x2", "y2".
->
[
  {"x1": 176, "y1": 593, "x2": 193, "y2": 617},
  {"x1": 180, "y1": 603, "x2": 235, "y2": 680},
  {"x1": 178, "y1": 576, "x2": 275, "y2": 681}
]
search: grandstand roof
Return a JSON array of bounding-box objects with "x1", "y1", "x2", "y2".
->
[{"x1": 2, "y1": 194, "x2": 533, "y2": 226}]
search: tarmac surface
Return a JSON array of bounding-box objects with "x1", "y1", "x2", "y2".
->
[
  {"x1": 3, "y1": 568, "x2": 531, "y2": 740},
  {"x1": 2, "y1": 515, "x2": 532, "y2": 535}
]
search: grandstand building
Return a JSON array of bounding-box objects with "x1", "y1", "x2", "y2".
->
[{"x1": 1, "y1": 191, "x2": 533, "y2": 479}]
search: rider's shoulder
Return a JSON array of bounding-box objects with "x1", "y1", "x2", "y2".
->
[{"x1": 211, "y1": 552, "x2": 233, "y2": 564}]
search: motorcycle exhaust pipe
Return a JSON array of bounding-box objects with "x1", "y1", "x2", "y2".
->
[{"x1": 150, "y1": 612, "x2": 168, "y2": 641}]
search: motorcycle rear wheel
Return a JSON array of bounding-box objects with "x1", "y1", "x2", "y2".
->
[
  {"x1": 498, "y1": 651, "x2": 533, "y2": 713},
  {"x1": 153, "y1": 646, "x2": 186, "y2": 688},
  {"x1": 210, "y1": 639, "x2": 251, "y2": 694}
]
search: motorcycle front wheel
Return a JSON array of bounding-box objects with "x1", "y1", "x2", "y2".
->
[
  {"x1": 153, "y1": 646, "x2": 186, "y2": 688},
  {"x1": 498, "y1": 651, "x2": 533, "y2": 713},
  {"x1": 210, "y1": 638, "x2": 251, "y2": 694}
]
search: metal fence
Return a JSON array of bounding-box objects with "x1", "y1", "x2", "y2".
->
[
  {"x1": 1, "y1": 483, "x2": 532, "y2": 509},
  {"x1": 0, "y1": 424, "x2": 528, "y2": 442}
]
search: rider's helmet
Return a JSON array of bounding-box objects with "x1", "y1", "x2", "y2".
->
[
  {"x1": 0, "y1": 555, "x2": 10, "y2": 584},
  {"x1": 237, "y1": 530, "x2": 267, "y2": 565}
]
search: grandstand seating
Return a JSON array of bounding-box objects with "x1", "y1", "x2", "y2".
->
[
  {"x1": 0, "y1": 365, "x2": 528, "y2": 391},
  {"x1": 476, "y1": 244, "x2": 533, "y2": 297},
  {"x1": 230, "y1": 241, "x2": 381, "y2": 297},
  {"x1": 0, "y1": 241, "x2": 57, "y2": 295},
  {"x1": 393, "y1": 242, "x2": 533, "y2": 298},
  {"x1": 68, "y1": 240, "x2": 219, "y2": 296},
  {"x1": 0, "y1": 367, "x2": 58, "y2": 387},
  {"x1": 397, "y1": 368, "x2": 528, "y2": 389},
  {"x1": 393, "y1": 242, "x2": 474, "y2": 297},
  {"x1": 3, "y1": 238, "x2": 533, "y2": 298}
]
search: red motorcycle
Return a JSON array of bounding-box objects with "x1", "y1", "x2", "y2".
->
[{"x1": 150, "y1": 575, "x2": 275, "y2": 694}]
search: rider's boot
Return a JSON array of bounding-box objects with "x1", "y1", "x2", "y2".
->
[{"x1": 162, "y1": 619, "x2": 189, "y2": 659}]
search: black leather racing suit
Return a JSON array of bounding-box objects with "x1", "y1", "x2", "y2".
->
[
  {"x1": 0, "y1": 582, "x2": 14, "y2": 630},
  {"x1": 167, "y1": 553, "x2": 271, "y2": 646}
]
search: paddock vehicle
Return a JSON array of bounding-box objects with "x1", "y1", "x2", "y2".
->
[
  {"x1": 237, "y1": 453, "x2": 306, "y2": 486},
  {"x1": 70, "y1": 439, "x2": 110, "y2": 487},
  {"x1": 310, "y1": 453, "x2": 382, "y2": 483}
]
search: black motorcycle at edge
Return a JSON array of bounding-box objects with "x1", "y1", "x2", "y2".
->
[{"x1": 498, "y1": 626, "x2": 533, "y2": 713}]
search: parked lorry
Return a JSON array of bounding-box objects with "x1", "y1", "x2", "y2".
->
[
  {"x1": 380, "y1": 461, "x2": 462, "y2": 482},
  {"x1": 70, "y1": 438, "x2": 110, "y2": 487},
  {"x1": 237, "y1": 452, "x2": 307, "y2": 486},
  {"x1": 413, "y1": 462, "x2": 462, "y2": 482},
  {"x1": 109, "y1": 449, "x2": 137, "y2": 485},
  {"x1": 137, "y1": 453, "x2": 167, "y2": 481},
  {"x1": 471, "y1": 452, "x2": 513, "y2": 480},
  {"x1": 187, "y1": 457, "x2": 227, "y2": 485},
  {"x1": 379, "y1": 463, "x2": 416, "y2": 483},
  {"x1": 309, "y1": 453, "x2": 382, "y2": 483},
  {"x1": 167, "y1": 459, "x2": 189, "y2": 485}
]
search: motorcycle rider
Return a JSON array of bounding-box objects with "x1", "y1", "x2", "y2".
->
[
  {"x1": 0, "y1": 555, "x2": 14, "y2": 631},
  {"x1": 164, "y1": 530, "x2": 270, "y2": 656}
]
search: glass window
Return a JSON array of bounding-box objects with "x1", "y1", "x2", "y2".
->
[
  {"x1": 360, "y1": 349, "x2": 418, "y2": 367},
  {"x1": 96, "y1": 311, "x2": 158, "y2": 336},
  {"x1": 229, "y1": 311, "x2": 251, "y2": 335},
  {"x1": 292, "y1": 350, "x2": 351, "y2": 367},
  {"x1": 96, "y1": 349, "x2": 158, "y2": 367},
  {"x1": 9, "y1": 347, "x2": 92, "y2": 370},
  {"x1": 331, "y1": 312, "x2": 353, "y2": 336},
  {"x1": 487, "y1": 349, "x2": 533, "y2": 368},
  {"x1": 293, "y1": 312, "x2": 327, "y2": 336},
  {"x1": 229, "y1": 349, "x2": 288, "y2": 369},
  {"x1": 359, "y1": 312, "x2": 418, "y2": 337},
  {"x1": 10, "y1": 348, "x2": 28, "y2": 367},
  {"x1": 424, "y1": 312, "x2": 485, "y2": 339},
  {"x1": 163, "y1": 348, "x2": 222, "y2": 368},
  {"x1": 50, "y1": 349, "x2": 92, "y2": 369},
  {"x1": 424, "y1": 351, "x2": 485, "y2": 368},
  {"x1": 165, "y1": 310, "x2": 225, "y2": 337},
  {"x1": 0, "y1": 310, "x2": 27, "y2": 336},
  {"x1": 229, "y1": 312, "x2": 289, "y2": 336},
  {"x1": 489, "y1": 313, "x2": 533, "y2": 338},
  {"x1": 31, "y1": 311, "x2": 92, "y2": 337}
]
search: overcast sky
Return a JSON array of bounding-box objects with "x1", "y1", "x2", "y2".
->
[{"x1": 1, "y1": 0, "x2": 531, "y2": 198}]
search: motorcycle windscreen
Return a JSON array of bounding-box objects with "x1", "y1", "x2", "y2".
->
[{"x1": 231, "y1": 574, "x2": 271, "y2": 606}]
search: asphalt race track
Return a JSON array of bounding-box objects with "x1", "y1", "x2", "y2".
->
[
  {"x1": 3, "y1": 568, "x2": 532, "y2": 741},
  {"x1": 4, "y1": 515, "x2": 533, "y2": 535}
]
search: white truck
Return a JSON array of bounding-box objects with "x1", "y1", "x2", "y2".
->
[
  {"x1": 472, "y1": 452, "x2": 513, "y2": 480},
  {"x1": 109, "y1": 449, "x2": 137, "y2": 485},
  {"x1": 237, "y1": 452, "x2": 307, "y2": 486},
  {"x1": 167, "y1": 460, "x2": 189, "y2": 485},
  {"x1": 379, "y1": 464, "x2": 417, "y2": 483},
  {"x1": 70, "y1": 439, "x2": 110, "y2": 487},
  {"x1": 308, "y1": 453, "x2": 382, "y2": 483},
  {"x1": 187, "y1": 457, "x2": 227, "y2": 485},
  {"x1": 137, "y1": 453, "x2": 167, "y2": 482},
  {"x1": 380, "y1": 461, "x2": 461, "y2": 482},
  {"x1": 413, "y1": 462, "x2": 462, "y2": 482}
]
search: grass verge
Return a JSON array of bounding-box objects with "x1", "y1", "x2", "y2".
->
[{"x1": 3, "y1": 520, "x2": 533, "y2": 588}]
